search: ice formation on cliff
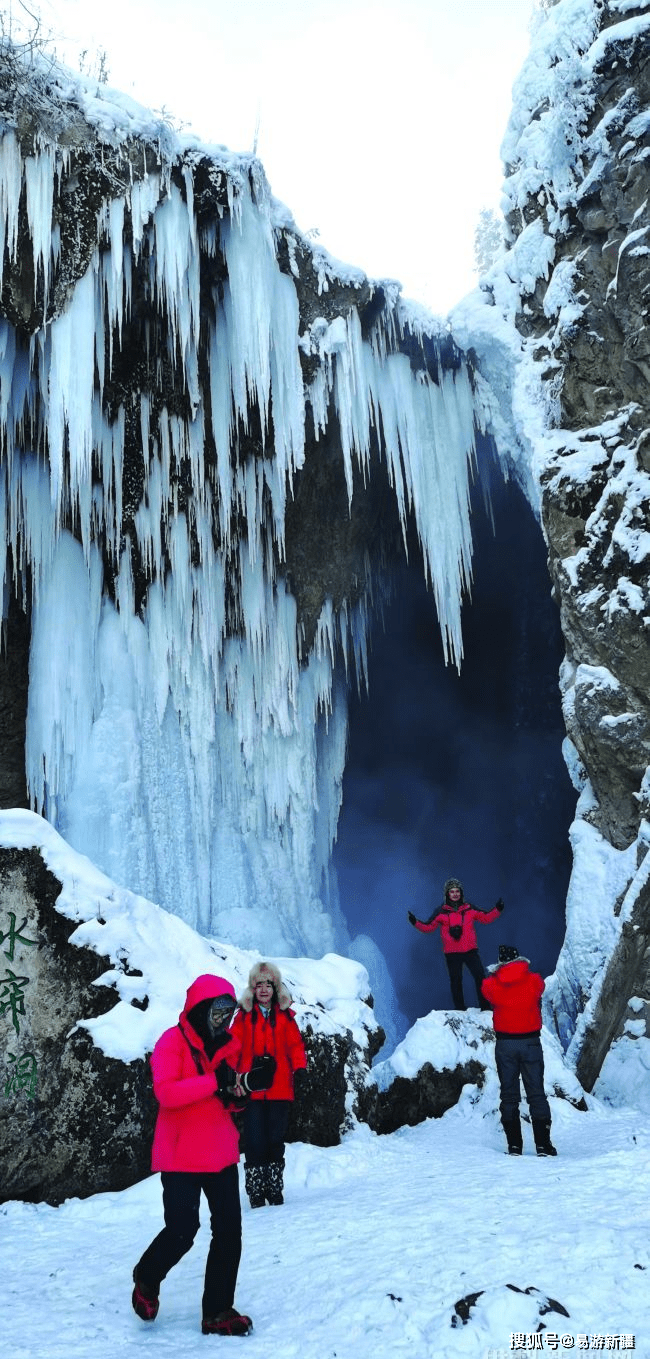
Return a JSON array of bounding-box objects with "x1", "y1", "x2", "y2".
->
[{"x1": 0, "y1": 56, "x2": 493, "y2": 962}]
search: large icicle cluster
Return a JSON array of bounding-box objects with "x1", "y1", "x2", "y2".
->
[{"x1": 0, "y1": 51, "x2": 490, "y2": 956}]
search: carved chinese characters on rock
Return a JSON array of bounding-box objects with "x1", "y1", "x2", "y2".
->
[{"x1": 1, "y1": 910, "x2": 39, "y2": 1100}]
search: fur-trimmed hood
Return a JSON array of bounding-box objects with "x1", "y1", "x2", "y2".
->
[
  {"x1": 238, "y1": 960, "x2": 293, "y2": 1013},
  {"x1": 486, "y1": 957, "x2": 531, "y2": 976}
]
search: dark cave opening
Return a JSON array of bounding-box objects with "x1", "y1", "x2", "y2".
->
[{"x1": 333, "y1": 469, "x2": 577, "y2": 1038}]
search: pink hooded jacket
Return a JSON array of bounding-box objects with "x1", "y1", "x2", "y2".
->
[{"x1": 150, "y1": 974, "x2": 242, "y2": 1174}]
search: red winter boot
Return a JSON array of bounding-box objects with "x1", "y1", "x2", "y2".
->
[{"x1": 132, "y1": 1269, "x2": 160, "y2": 1321}]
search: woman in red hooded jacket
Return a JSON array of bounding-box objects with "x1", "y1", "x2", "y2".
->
[
  {"x1": 231, "y1": 960, "x2": 307, "y2": 1209},
  {"x1": 131, "y1": 973, "x2": 271, "y2": 1338},
  {"x1": 481, "y1": 945, "x2": 557, "y2": 1157}
]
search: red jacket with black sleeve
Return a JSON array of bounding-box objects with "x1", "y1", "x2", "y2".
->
[{"x1": 414, "y1": 901, "x2": 501, "y2": 954}]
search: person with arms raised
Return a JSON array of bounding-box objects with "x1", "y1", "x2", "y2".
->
[{"x1": 408, "y1": 876, "x2": 503, "y2": 1010}]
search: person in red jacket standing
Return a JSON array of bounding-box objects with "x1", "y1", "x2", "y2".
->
[
  {"x1": 131, "y1": 973, "x2": 272, "y2": 1338},
  {"x1": 408, "y1": 877, "x2": 504, "y2": 1010},
  {"x1": 481, "y1": 945, "x2": 557, "y2": 1157},
  {"x1": 231, "y1": 961, "x2": 307, "y2": 1209}
]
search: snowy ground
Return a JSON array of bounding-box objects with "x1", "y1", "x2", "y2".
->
[{"x1": 3, "y1": 1092, "x2": 649, "y2": 1358}]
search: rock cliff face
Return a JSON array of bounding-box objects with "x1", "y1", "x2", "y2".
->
[
  {"x1": 463, "y1": 0, "x2": 650, "y2": 1090},
  {"x1": 516, "y1": 4, "x2": 650, "y2": 855},
  {"x1": 0, "y1": 845, "x2": 156, "y2": 1203},
  {"x1": 544, "y1": 14, "x2": 650, "y2": 846}
]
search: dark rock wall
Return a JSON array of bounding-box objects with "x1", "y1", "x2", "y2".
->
[
  {"x1": 498, "y1": 0, "x2": 650, "y2": 1086},
  {"x1": 0, "y1": 847, "x2": 157, "y2": 1203},
  {"x1": 508, "y1": 4, "x2": 650, "y2": 853},
  {"x1": 0, "y1": 591, "x2": 29, "y2": 810},
  {"x1": 359, "y1": 1059, "x2": 487, "y2": 1135}
]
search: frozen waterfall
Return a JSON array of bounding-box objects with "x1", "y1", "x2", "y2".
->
[{"x1": 0, "y1": 76, "x2": 497, "y2": 958}]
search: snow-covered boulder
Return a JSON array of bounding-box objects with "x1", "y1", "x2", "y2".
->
[
  {"x1": 0, "y1": 811, "x2": 380, "y2": 1204},
  {"x1": 359, "y1": 1009, "x2": 586, "y2": 1134}
]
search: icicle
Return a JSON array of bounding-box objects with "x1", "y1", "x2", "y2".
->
[
  {"x1": 239, "y1": 538, "x2": 269, "y2": 665},
  {"x1": 153, "y1": 181, "x2": 200, "y2": 395},
  {"x1": 129, "y1": 174, "x2": 161, "y2": 258},
  {"x1": 47, "y1": 265, "x2": 97, "y2": 513},
  {"x1": 116, "y1": 538, "x2": 135, "y2": 619},
  {"x1": 26, "y1": 533, "x2": 103, "y2": 818},
  {"x1": 0, "y1": 320, "x2": 17, "y2": 434},
  {"x1": 0, "y1": 132, "x2": 22, "y2": 293},
  {"x1": 209, "y1": 307, "x2": 235, "y2": 549},
  {"x1": 24, "y1": 147, "x2": 56, "y2": 309}
]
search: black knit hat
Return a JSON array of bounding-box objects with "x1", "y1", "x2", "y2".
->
[{"x1": 498, "y1": 945, "x2": 519, "y2": 965}]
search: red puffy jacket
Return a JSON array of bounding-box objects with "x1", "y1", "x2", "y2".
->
[
  {"x1": 481, "y1": 959, "x2": 544, "y2": 1034},
  {"x1": 231, "y1": 1001, "x2": 307, "y2": 1101},
  {"x1": 150, "y1": 974, "x2": 242, "y2": 1174},
  {"x1": 414, "y1": 901, "x2": 501, "y2": 954}
]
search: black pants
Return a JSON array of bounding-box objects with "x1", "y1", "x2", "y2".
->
[
  {"x1": 445, "y1": 949, "x2": 489, "y2": 1009},
  {"x1": 136, "y1": 1166, "x2": 241, "y2": 1319},
  {"x1": 243, "y1": 1099, "x2": 290, "y2": 1167},
  {"x1": 495, "y1": 1035, "x2": 551, "y2": 1122}
]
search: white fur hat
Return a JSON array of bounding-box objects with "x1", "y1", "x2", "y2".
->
[{"x1": 239, "y1": 960, "x2": 293, "y2": 1012}]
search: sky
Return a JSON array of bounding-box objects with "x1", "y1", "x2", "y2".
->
[{"x1": 32, "y1": 0, "x2": 536, "y2": 313}]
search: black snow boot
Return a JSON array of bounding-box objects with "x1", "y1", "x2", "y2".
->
[
  {"x1": 532, "y1": 1119, "x2": 557, "y2": 1157},
  {"x1": 244, "y1": 1164, "x2": 266, "y2": 1208},
  {"x1": 502, "y1": 1115, "x2": 523, "y2": 1155},
  {"x1": 264, "y1": 1159, "x2": 284, "y2": 1206},
  {"x1": 202, "y1": 1307, "x2": 253, "y2": 1336}
]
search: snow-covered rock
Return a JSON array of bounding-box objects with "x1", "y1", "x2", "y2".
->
[
  {"x1": 0, "y1": 810, "x2": 380, "y2": 1203},
  {"x1": 360, "y1": 1008, "x2": 586, "y2": 1135}
]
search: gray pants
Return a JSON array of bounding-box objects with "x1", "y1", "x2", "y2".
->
[{"x1": 494, "y1": 1035, "x2": 551, "y2": 1122}]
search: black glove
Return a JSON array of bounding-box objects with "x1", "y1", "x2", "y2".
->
[
  {"x1": 241, "y1": 1053, "x2": 277, "y2": 1094},
  {"x1": 216, "y1": 1060, "x2": 237, "y2": 1095},
  {"x1": 496, "y1": 898, "x2": 505, "y2": 913},
  {"x1": 215, "y1": 1060, "x2": 247, "y2": 1110},
  {"x1": 449, "y1": 924, "x2": 462, "y2": 941},
  {"x1": 293, "y1": 1067, "x2": 307, "y2": 1097},
  {"x1": 407, "y1": 911, "x2": 417, "y2": 926}
]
